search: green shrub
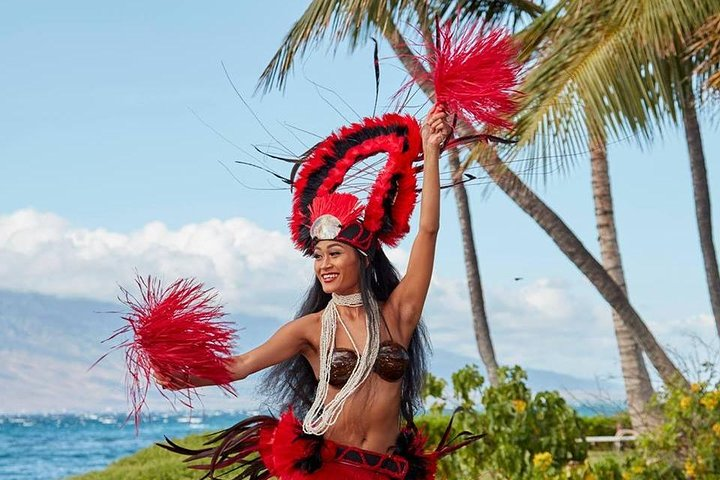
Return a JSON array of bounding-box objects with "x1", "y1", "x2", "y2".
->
[
  {"x1": 418, "y1": 364, "x2": 588, "y2": 479},
  {"x1": 81, "y1": 363, "x2": 720, "y2": 480},
  {"x1": 615, "y1": 379, "x2": 720, "y2": 479},
  {"x1": 578, "y1": 372, "x2": 720, "y2": 479}
]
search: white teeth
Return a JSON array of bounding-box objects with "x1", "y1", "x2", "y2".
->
[{"x1": 322, "y1": 273, "x2": 338, "y2": 281}]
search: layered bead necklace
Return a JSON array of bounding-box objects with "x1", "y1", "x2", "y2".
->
[{"x1": 302, "y1": 292, "x2": 380, "y2": 435}]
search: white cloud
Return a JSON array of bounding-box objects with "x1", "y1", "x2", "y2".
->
[
  {"x1": 423, "y1": 273, "x2": 718, "y2": 381},
  {"x1": 0, "y1": 209, "x2": 310, "y2": 320},
  {"x1": 422, "y1": 276, "x2": 618, "y2": 376}
]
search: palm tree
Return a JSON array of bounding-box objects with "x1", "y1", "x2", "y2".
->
[
  {"x1": 687, "y1": 19, "x2": 720, "y2": 321},
  {"x1": 516, "y1": 0, "x2": 720, "y2": 338},
  {"x1": 679, "y1": 71, "x2": 720, "y2": 337},
  {"x1": 513, "y1": 1, "x2": 668, "y2": 430},
  {"x1": 588, "y1": 123, "x2": 656, "y2": 430},
  {"x1": 257, "y1": 0, "x2": 687, "y2": 386}
]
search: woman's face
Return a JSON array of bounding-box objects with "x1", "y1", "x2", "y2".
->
[{"x1": 313, "y1": 240, "x2": 362, "y2": 295}]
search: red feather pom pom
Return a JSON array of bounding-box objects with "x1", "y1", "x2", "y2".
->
[
  {"x1": 433, "y1": 22, "x2": 520, "y2": 129},
  {"x1": 101, "y1": 275, "x2": 236, "y2": 430},
  {"x1": 400, "y1": 21, "x2": 520, "y2": 130}
]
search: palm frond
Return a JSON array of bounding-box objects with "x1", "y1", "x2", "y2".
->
[
  {"x1": 257, "y1": 0, "x2": 426, "y2": 93},
  {"x1": 508, "y1": 0, "x2": 718, "y2": 178},
  {"x1": 437, "y1": 0, "x2": 546, "y2": 29},
  {"x1": 258, "y1": 0, "x2": 547, "y2": 94},
  {"x1": 690, "y1": 13, "x2": 720, "y2": 90}
]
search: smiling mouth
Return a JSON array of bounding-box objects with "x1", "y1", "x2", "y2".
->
[{"x1": 321, "y1": 273, "x2": 339, "y2": 283}]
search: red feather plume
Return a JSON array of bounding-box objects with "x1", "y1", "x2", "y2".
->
[
  {"x1": 399, "y1": 21, "x2": 520, "y2": 130},
  {"x1": 100, "y1": 275, "x2": 236, "y2": 430},
  {"x1": 432, "y1": 22, "x2": 520, "y2": 129}
]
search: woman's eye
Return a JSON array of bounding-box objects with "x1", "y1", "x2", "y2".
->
[
  {"x1": 312, "y1": 254, "x2": 321, "y2": 260},
  {"x1": 330, "y1": 251, "x2": 341, "y2": 257}
]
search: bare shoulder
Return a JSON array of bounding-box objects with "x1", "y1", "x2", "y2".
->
[
  {"x1": 293, "y1": 311, "x2": 322, "y2": 327},
  {"x1": 291, "y1": 311, "x2": 322, "y2": 351}
]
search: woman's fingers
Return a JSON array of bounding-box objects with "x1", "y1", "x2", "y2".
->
[
  {"x1": 424, "y1": 109, "x2": 448, "y2": 124},
  {"x1": 426, "y1": 112, "x2": 447, "y2": 125},
  {"x1": 422, "y1": 105, "x2": 451, "y2": 149},
  {"x1": 154, "y1": 371, "x2": 189, "y2": 390},
  {"x1": 429, "y1": 118, "x2": 446, "y2": 130}
]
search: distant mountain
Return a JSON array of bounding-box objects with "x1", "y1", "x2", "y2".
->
[
  {"x1": 0, "y1": 289, "x2": 623, "y2": 414},
  {"x1": 0, "y1": 289, "x2": 266, "y2": 414}
]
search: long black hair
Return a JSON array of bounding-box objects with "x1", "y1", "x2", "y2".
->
[{"x1": 258, "y1": 246, "x2": 431, "y2": 425}]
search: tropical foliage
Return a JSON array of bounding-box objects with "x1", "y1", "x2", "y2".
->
[
  {"x1": 514, "y1": 0, "x2": 718, "y2": 162},
  {"x1": 418, "y1": 364, "x2": 588, "y2": 479},
  {"x1": 420, "y1": 364, "x2": 720, "y2": 480},
  {"x1": 691, "y1": 13, "x2": 720, "y2": 90}
]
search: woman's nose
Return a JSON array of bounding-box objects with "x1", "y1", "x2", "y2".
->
[{"x1": 320, "y1": 256, "x2": 333, "y2": 269}]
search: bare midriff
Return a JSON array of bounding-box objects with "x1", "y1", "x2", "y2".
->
[{"x1": 323, "y1": 376, "x2": 404, "y2": 453}]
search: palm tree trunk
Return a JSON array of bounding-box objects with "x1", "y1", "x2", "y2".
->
[
  {"x1": 680, "y1": 85, "x2": 720, "y2": 336},
  {"x1": 589, "y1": 128, "x2": 656, "y2": 431},
  {"x1": 384, "y1": 22, "x2": 687, "y2": 387},
  {"x1": 448, "y1": 148, "x2": 500, "y2": 386}
]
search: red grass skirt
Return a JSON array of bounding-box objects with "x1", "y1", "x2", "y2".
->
[{"x1": 160, "y1": 409, "x2": 479, "y2": 480}]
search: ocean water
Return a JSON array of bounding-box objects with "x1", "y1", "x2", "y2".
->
[{"x1": 0, "y1": 411, "x2": 248, "y2": 480}]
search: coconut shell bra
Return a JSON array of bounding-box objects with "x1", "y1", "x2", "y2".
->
[{"x1": 329, "y1": 340, "x2": 409, "y2": 388}]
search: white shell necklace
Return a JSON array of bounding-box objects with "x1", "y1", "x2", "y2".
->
[{"x1": 302, "y1": 291, "x2": 380, "y2": 435}]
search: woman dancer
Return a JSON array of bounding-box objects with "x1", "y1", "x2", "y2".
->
[{"x1": 158, "y1": 106, "x2": 470, "y2": 480}]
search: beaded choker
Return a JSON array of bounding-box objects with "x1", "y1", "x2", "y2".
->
[{"x1": 332, "y1": 292, "x2": 363, "y2": 307}]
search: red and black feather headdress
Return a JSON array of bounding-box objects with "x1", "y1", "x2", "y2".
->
[
  {"x1": 289, "y1": 21, "x2": 519, "y2": 255},
  {"x1": 290, "y1": 113, "x2": 422, "y2": 255}
]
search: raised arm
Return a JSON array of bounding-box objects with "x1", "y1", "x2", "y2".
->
[{"x1": 387, "y1": 105, "x2": 450, "y2": 335}]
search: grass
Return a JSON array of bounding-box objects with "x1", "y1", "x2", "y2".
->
[{"x1": 69, "y1": 434, "x2": 221, "y2": 480}]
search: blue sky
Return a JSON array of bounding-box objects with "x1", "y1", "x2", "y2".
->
[{"x1": 1, "y1": 1, "x2": 719, "y2": 381}]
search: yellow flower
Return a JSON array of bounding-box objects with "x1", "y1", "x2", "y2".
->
[
  {"x1": 533, "y1": 452, "x2": 553, "y2": 471},
  {"x1": 712, "y1": 422, "x2": 720, "y2": 436},
  {"x1": 512, "y1": 399, "x2": 527, "y2": 413},
  {"x1": 621, "y1": 472, "x2": 631, "y2": 480},
  {"x1": 631, "y1": 465, "x2": 645, "y2": 474},
  {"x1": 700, "y1": 392, "x2": 719, "y2": 410},
  {"x1": 691, "y1": 383, "x2": 702, "y2": 393},
  {"x1": 583, "y1": 474, "x2": 597, "y2": 480},
  {"x1": 685, "y1": 459, "x2": 696, "y2": 478},
  {"x1": 680, "y1": 395, "x2": 692, "y2": 410}
]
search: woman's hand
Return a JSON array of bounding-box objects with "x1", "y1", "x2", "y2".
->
[
  {"x1": 154, "y1": 370, "x2": 193, "y2": 391},
  {"x1": 421, "y1": 105, "x2": 452, "y2": 154}
]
